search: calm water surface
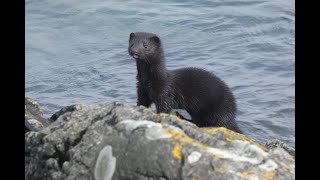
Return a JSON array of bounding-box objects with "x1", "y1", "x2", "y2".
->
[{"x1": 26, "y1": 0, "x2": 295, "y2": 147}]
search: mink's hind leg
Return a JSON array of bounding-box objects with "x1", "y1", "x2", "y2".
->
[
  {"x1": 190, "y1": 114, "x2": 215, "y2": 127},
  {"x1": 176, "y1": 112, "x2": 213, "y2": 127}
]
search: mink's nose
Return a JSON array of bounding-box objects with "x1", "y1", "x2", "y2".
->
[{"x1": 131, "y1": 49, "x2": 138, "y2": 54}]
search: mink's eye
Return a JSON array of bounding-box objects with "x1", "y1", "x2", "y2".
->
[{"x1": 143, "y1": 42, "x2": 148, "y2": 48}]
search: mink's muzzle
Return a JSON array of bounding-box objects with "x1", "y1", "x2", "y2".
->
[{"x1": 128, "y1": 46, "x2": 144, "y2": 60}]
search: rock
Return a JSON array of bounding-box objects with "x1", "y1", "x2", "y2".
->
[
  {"x1": 25, "y1": 102, "x2": 295, "y2": 180},
  {"x1": 25, "y1": 97, "x2": 51, "y2": 132},
  {"x1": 265, "y1": 139, "x2": 295, "y2": 157}
]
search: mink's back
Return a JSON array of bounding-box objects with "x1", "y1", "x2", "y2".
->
[{"x1": 168, "y1": 67, "x2": 236, "y2": 114}]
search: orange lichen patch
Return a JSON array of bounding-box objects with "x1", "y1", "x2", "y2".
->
[
  {"x1": 173, "y1": 144, "x2": 183, "y2": 160},
  {"x1": 261, "y1": 171, "x2": 276, "y2": 180},
  {"x1": 226, "y1": 137, "x2": 234, "y2": 142},
  {"x1": 175, "y1": 116, "x2": 181, "y2": 120},
  {"x1": 240, "y1": 169, "x2": 256, "y2": 176},
  {"x1": 201, "y1": 127, "x2": 267, "y2": 151}
]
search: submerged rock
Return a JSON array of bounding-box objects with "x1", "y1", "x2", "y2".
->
[{"x1": 25, "y1": 102, "x2": 295, "y2": 180}]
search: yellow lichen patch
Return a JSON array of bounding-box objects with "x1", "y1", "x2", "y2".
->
[
  {"x1": 155, "y1": 116, "x2": 162, "y2": 122},
  {"x1": 169, "y1": 114, "x2": 185, "y2": 122},
  {"x1": 79, "y1": 160, "x2": 91, "y2": 173},
  {"x1": 154, "y1": 114, "x2": 168, "y2": 122},
  {"x1": 166, "y1": 129, "x2": 230, "y2": 160},
  {"x1": 214, "y1": 154, "x2": 223, "y2": 159},
  {"x1": 169, "y1": 114, "x2": 177, "y2": 120},
  {"x1": 160, "y1": 113, "x2": 168, "y2": 117},
  {"x1": 240, "y1": 169, "x2": 256, "y2": 176},
  {"x1": 154, "y1": 113, "x2": 186, "y2": 124},
  {"x1": 191, "y1": 176, "x2": 202, "y2": 180},
  {"x1": 85, "y1": 167, "x2": 92, "y2": 173},
  {"x1": 261, "y1": 171, "x2": 276, "y2": 180},
  {"x1": 166, "y1": 130, "x2": 182, "y2": 139},
  {"x1": 201, "y1": 127, "x2": 227, "y2": 135},
  {"x1": 165, "y1": 129, "x2": 209, "y2": 151},
  {"x1": 143, "y1": 108, "x2": 152, "y2": 114},
  {"x1": 173, "y1": 144, "x2": 183, "y2": 160},
  {"x1": 201, "y1": 127, "x2": 267, "y2": 151},
  {"x1": 216, "y1": 167, "x2": 228, "y2": 173}
]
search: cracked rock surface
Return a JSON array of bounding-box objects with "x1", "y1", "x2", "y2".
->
[{"x1": 25, "y1": 101, "x2": 295, "y2": 180}]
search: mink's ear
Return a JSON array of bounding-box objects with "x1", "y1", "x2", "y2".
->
[
  {"x1": 129, "y1": 32, "x2": 135, "y2": 41},
  {"x1": 149, "y1": 36, "x2": 161, "y2": 45}
]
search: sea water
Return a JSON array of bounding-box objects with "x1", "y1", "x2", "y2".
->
[{"x1": 26, "y1": 0, "x2": 295, "y2": 147}]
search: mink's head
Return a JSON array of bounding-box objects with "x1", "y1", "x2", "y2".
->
[{"x1": 128, "y1": 32, "x2": 164, "y2": 63}]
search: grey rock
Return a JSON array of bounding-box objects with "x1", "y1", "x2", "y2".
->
[
  {"x1": 25, "y1": 102, "x2": 295, "y2": 180},
  {"x1": 25, "y1": 97, "x2": 51, "y2": 132}
]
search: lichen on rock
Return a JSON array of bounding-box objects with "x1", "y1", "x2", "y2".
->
[{"x1": 25, "y1": 100, "x2": 295, "y2": 180}]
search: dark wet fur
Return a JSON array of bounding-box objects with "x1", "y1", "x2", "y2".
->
[{"x1": 128, "y1": 32, "x2": 242, "y2": 133}]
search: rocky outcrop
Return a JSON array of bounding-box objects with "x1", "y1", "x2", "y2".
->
[
  {"x1": 25, "y1": 100, "x2": 295, "y2": 180},
  {"x1": 25, "y1": 97, "x2": 51, "y2": 132},
  {"x1": 265, "y1": 139, "x2": 295, "y2": 157}
]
